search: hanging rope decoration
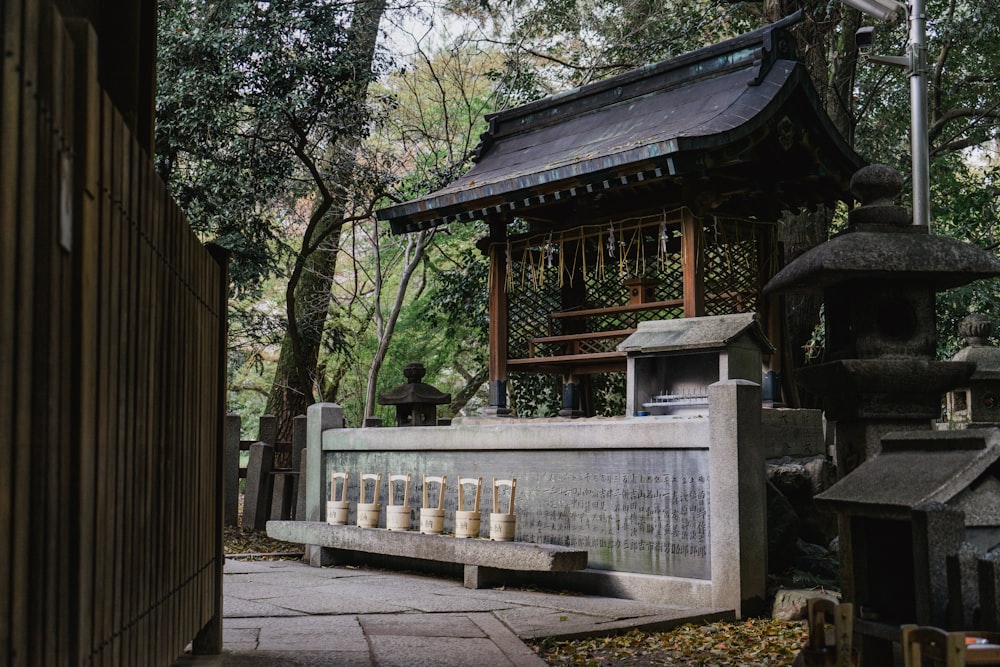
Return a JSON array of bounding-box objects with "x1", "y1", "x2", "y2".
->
[
  {"x1": 659, "y1": 210, "x2": 669, "y2": 272},
  {"x1": 492, "y1": 209, "x2": 775, "y2": 294}
]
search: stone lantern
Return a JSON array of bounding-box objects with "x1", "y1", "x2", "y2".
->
[
  {"x1": 946, "y1": 314, "x2": 1000, "y2": 426},
  {"x1": 764, "y1": 165, "x2": 1000, "y2": 475},
  {"x1": 377, "y1": 362, "x2": 451, "y2": 427}
]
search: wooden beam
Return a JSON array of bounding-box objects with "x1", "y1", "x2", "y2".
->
[{"x1": 681, "y1": 209, "x2": 704, "y2": 317}]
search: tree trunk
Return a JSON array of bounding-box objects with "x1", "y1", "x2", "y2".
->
[
  {"x1": 760, "y1": 1, "x2": 858, "y2": 407},
  {"x1": 363, "y1": 230, "x2": 434, "y2": 419},
  {"x1": 265, "y1": 220, "x2": 343, "y2": 439},
  {"x1": 264, "y1": 0, "x2": 388, "y2": 440},
  {"x1": 447, "y1": 366, "x2": 489, "y2": 417}
]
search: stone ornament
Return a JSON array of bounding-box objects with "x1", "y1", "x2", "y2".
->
[
  {"x1": 326, "y1": 471, "x2": 350, "y2": 525},
  {"x1": 420, "y1": 475, "x2": 447, "y2": 535},
  {"x1": 454, "y1": 476, "x2": 483, "y2": 539},
  {"x1": 357, "y1": 472, "x2": 382, "y2": 528},
  {"x1": 490, "y1": 478, "x2": 517, "y2": 541},
  {"x1": 386, "y1": 473, "x2": 412, "y2": 531},
  {"x1": 960, "y1": 313, "x2": 994, "y2": 346}
]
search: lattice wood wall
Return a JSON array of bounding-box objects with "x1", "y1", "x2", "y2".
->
[{"x1": 505, "y1": 212, "x2": 773, "y2": 361}]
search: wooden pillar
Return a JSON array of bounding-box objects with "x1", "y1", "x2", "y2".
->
[
  {"x1": 485, "y1": 219, "x2": 511, "y2": 415},
  {"x1": 681, "y1": 210, "x2": 705, "y2": 317}
]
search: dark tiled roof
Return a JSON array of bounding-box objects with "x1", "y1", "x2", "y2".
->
[{"x1": 379, "y1": 13, "x2": 864, "y2": 234}]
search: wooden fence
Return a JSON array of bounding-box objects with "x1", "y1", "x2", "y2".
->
[
  {"x1": 2, "y1": 4, "x2": 227, "y2": 665},
  {"x1": 225, "y1": 414, "x2": 305, "y2": 530}
]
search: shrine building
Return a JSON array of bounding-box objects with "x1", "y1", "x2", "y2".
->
[{"x1": 377, "y1": 13, "x2": 864, "y2": 416}]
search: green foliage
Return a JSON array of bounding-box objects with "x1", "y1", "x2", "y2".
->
[
  {"x1": 423, "y1": 245, "x2": 490, "y2": 341},
  {"x1": 591, "y1": 372, "x2": 627, "y2": 417},
  {"x1": 446, "y1": 0, "x2": 758, "y2": 89},
  {"x1": 933, "y1": 158, "x2": 1000, "y2": 357},
  {"x1": 510, "y1": 373, "x2": 563, "y2": 417}
]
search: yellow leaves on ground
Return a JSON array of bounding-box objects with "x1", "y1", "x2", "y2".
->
[{"x1": 534, "y1": 619, "x2": 808, "y2": 666}]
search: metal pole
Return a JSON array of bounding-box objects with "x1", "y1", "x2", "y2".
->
[{"x1": 909, "y1": 0, "x2": 931, "y2": 228}]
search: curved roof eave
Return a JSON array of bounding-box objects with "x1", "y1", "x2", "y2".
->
[{"x1": 378, "y1": 15, "x2": 863, "y2": 235}]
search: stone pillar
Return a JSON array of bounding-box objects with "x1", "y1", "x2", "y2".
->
[
  {"x1": 912, "y1": 502, "x2": 966, "y2": 626},
  {"x1": 242, "y1": 442, "x2": 274, "y2": 531},
  {"x1": 947, "y1": 542, "x2": 981, "y2": 629},
  {"x1": 258, "y1": 413, "x2": 277, "y2": 445},
  {"x1": 306, "y1": 403, "x2": 343, "y2": 567},
  {"x1": 306, "y1": 403, "x2": 343, "y2": 522},
  {"x1": 290, "y1": 414, "x2": 307, "y2": 519},
  {"x1": 708, "y1": 379, "x2": 765, "y2": 617},
  {"x1": 295, "y1": 453, "x2": 308, "y2": 524},
  {"x1": 224, "y1": 413, "x2": 241, "y2": 526},
  {"x1": 978, "y1": 552, "x2": 1000, "y2": 631}
]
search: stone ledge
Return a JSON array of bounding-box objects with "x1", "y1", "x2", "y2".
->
[{"x1": 267, "y1": 520, "x2": 587, "y2": 588}]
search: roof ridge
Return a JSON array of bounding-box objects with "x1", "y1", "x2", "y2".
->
[{"x1": 476, "y1": 11, "x2": 804, "y2": 153}]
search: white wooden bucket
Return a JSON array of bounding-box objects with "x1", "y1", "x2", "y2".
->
[
  {"x1": 454, "y1": 510, "x2": 481, "y2": 538},
  {"x1": 420, "y1": 475, "x2": 447, "y2": 535},
  {"x1": 357, "y1": 472, "x2": 382, "y2": 528},
  {"x1": 386, "y1": 473, "x2": 412, "y2": 531},
  {"x1": 489, "y1": 477, "x2": 517, "y2": 541},
  {"x1": 455, "y1": 476, "x2": 483, "y2": 538},
  {"x1": 327, "y1": 471, "x2": 350, "y2": 525}
]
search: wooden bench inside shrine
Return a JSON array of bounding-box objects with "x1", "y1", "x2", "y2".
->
[{"x1": 514, "y1": 277, "x2": 679, "y2": 373}]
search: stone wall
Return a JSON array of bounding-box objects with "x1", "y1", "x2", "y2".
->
[{"x1": 305, "y1": 381, "x2": 772, "y2": 616}]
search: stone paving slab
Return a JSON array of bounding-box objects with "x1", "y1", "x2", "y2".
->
[
  {"x1": 261, "y1": 592, "x2": 414, "y2": 616},
  {"x1": 468, "y1": 613, "x2": 549, "y2": 666},
  {"x1": 359, "y1": 614, "x2": 486, "y2": 638},
  {"x1": 224, "y1": 597, "x2": 307, "y2": 618},
  {"x1": 256, "y1": 616, "x2": 369, "y2": 651},
  {"x1": 178, "y1": 650, "x2": 373, "y2": 666},
  {"x1": 367, "y1": 636, "x2": 522, "y2": 667},
  {"x1": 400, "y1": 594, "x2": 516, "y2": 613}
]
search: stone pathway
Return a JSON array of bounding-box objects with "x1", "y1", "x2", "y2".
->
[{"x1": 173, "y1": 558, "x2": 730, "y2": 666}]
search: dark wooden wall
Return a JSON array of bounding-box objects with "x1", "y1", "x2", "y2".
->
[{"x1": 2, "y1": 2, "x2": 227, "y2": 664}]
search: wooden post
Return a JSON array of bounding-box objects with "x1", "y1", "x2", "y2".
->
[
  {"x1": 291, "y1": 414, "x2": 307, "y2": 519},
  {"x1": 485, "y1": 219, "x2": 511, "y2": 415},
  {"x1": 681, "y1": 210, "x2": 704, "y2": 317},
  {"x1": 257, "y1": 413, "x2": 277, "y2": 445}
]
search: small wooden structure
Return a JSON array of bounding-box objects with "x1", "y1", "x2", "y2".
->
[{"x1": 378, "y1": 13, "x2": 863, "y2": 415}]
